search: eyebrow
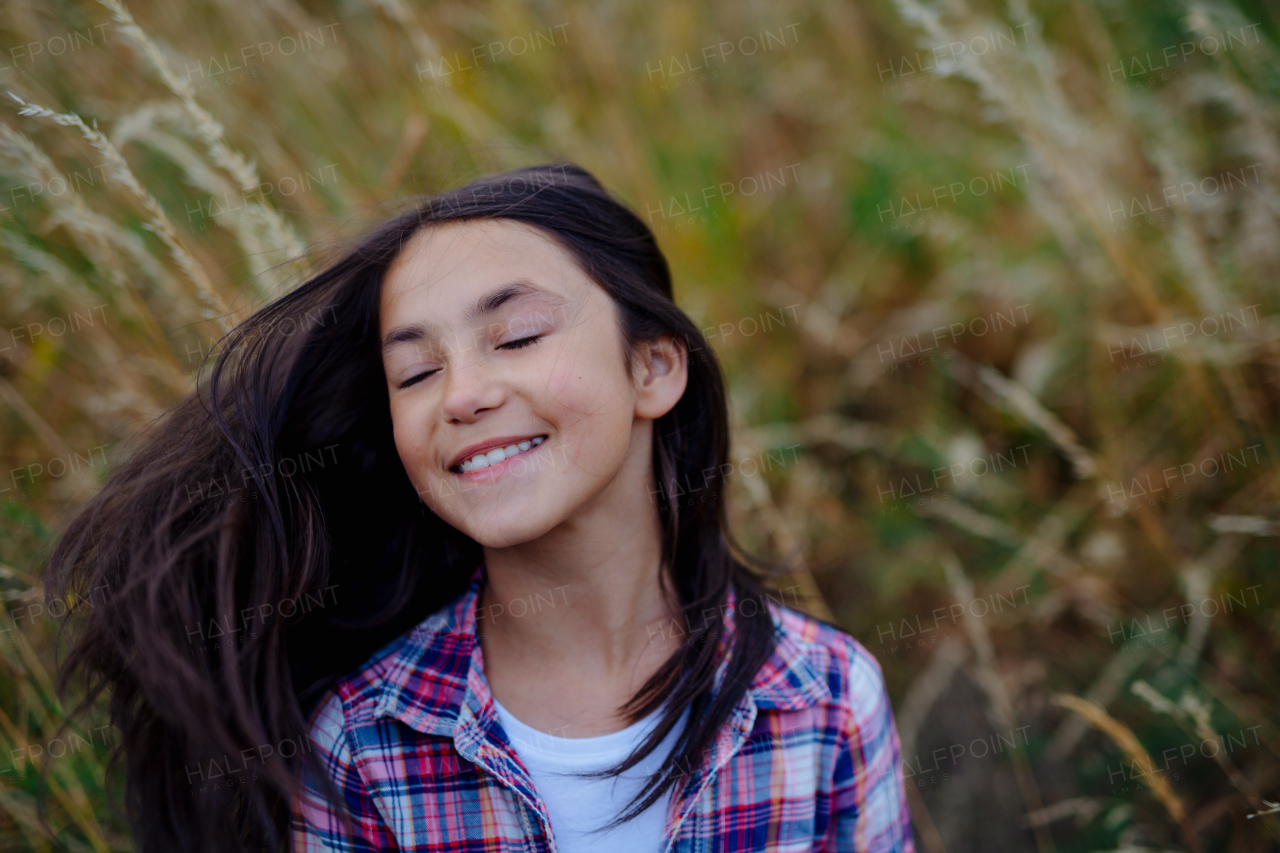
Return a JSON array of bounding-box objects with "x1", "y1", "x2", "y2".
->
[{"x1": 380, "y1": 280, "x2": 569, "y2": 353}]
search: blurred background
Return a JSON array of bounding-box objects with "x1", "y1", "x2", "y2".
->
[{"x1": 0, "y1": 0, "x2": 1276, "y2": 850}]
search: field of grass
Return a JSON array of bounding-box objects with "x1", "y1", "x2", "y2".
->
[{"x1": 0, "y1": 0, "x2": 1277, "y2": 850}]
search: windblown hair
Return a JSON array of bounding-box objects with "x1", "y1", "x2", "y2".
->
[{"x1": 46, "y1": 162, "x2": 791, "y2": 852}]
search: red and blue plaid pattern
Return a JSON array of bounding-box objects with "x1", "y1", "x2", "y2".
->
[{"x1": 291, "y1": 561, "x2": 916, "y2": 851}]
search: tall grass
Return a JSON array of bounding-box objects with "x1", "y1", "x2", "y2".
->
[{"x1": 0, "y1": 0, "x2": 1276, "y2": 849}]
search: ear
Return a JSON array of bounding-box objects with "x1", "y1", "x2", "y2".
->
[{"x1": 633, "y1": 334, "x2": 689, "y2": 420}]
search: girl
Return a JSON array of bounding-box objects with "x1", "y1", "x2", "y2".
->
[{"x1": 47, "y1": 163, "x2": 914, "y2": 852}]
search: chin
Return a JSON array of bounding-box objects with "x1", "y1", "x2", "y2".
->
[
  {"x1": 467, "y1": 521, "x2": 552, "y2": 550},
  {"x1": 447, "y1": 503, "x2": 560, "y2": 549}
]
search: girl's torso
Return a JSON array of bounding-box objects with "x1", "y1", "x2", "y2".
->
[{"x1": 288, "y1": 562, "x2": 915, "y2": 853}]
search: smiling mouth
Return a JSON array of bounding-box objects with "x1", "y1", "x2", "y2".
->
[{"x1": 450, "y1": 435, "x2": 548, "y2": 474}]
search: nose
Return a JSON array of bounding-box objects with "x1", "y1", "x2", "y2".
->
[{"x1": 440, "y1": 349, "x2": 506, "y2": 424}]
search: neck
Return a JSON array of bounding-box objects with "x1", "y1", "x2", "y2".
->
[{"x1": 477, "y1": 536, "x2": 681, "y2": 682}]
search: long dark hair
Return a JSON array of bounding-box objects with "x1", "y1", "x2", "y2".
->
[{"x1": 45, "y1": 162, "x2": 790, "y2": 852}]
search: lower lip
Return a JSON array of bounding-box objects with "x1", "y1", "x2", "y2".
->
[{"x1": 452, "y1": 438, "x2": 548, "y2": 483}]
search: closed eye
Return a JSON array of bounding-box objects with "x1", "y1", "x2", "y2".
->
[
  {"x1": 398, "y1": 369, "x2": 439, "y2": 390},
  {"x1": 498, "y1": 335, "x2": 543, "y2": 351},
  {"x1": 397, "y1": 336, "x2": 542, "y2": 388}
]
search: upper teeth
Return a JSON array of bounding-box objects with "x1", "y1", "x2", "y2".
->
[{"x1": 460, "y1": 436, "x2": 544, "y2": 472}]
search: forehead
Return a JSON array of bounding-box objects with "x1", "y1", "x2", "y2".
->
[{"x1": 382, "y1": 218, "x2": 576, "y2": 306}]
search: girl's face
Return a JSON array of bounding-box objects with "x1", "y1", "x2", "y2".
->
[{"x1": 379, "y1": 218, "x2": 686, "y2": 549}]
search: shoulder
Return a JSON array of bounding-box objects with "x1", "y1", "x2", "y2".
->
[
  {"x1": 304, "y1": 631, "x2": 413, "y2": 748},
  {"x1": 766, "y1": 600, "x2": 891, "y2": 723},
  {"x1": 304, "y1": 593, "x2": 470, "y2": 745},
  {"x1": 766, "y1": 602, "x2": 911, "y2": 840},
  {"x1": 305, "y1": 601, "x2": 450, "y2": 732}
]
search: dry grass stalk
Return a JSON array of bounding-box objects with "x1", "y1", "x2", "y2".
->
[
  {"x1": 1046, "y1": 643, "x2": 1151, "y2": 762},
  {"x1": 95, "y1": 0, "x2": 308, "y2": 292},
  {"x1": 896, "y1": 635, "x2": 968, "y2": 760},
  {"x1": 1132, "y1": 679, "x2": 1275, "y2": 824},
  {"x1": 1174, "y1": 534, "x2": 1247, "y2": 671},
  {"x1": 729, "y1": 438, "x2": 835, "y2": 622},
  {"x1": 941, "y1": 550, "x2": 1056, "y2": 853},
  {"x1": 7, "y1": 93, "x2": 235, "y2": 331},
  {"x1": 0, "y1": 0, "x2": 1272, "y2": 847},
  {"x1": 893, "y1": 0, "x2": 1241, "y2": 443},
  {"x1": 1051, "y1": 693, "x2": 1202, "y2": 853}
]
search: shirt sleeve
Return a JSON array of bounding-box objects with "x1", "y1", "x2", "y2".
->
[
  {"x1": 290, "y1": 690, "x2": 400, "y2": 852},
  {"x1": 831, "y1": 642, "x2": 916, "y2": 852}
]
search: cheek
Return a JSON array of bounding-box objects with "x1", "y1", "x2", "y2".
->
[
  {"x1": 543, "y1": 335, "x2": 631, "y2": 413},
  {"x1": 390, "y1": 399, "x2": 431, "y2": 468},
  {"x1": 542, "y1": 359, "x2": 634, "y2": 462},
  {"x1": 543, "y1": 354, "x2": 628, "y2": 424}
]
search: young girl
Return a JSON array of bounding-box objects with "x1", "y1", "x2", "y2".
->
[{"x1": 47, "y1": 164, "x2": 914, "y2": 852}]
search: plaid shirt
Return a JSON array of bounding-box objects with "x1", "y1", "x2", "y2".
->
[{"x1": 291, "y1": 561, "x2": 915, "y2": 852}]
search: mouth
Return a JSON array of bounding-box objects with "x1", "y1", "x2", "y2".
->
[{"x1": 449, "y1": 434, "x2": 549, "y2": 475}]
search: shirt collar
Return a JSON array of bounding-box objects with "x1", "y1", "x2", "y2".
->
[{"x1": 371, "y1": 560, "x2": 831, "y2": 740}]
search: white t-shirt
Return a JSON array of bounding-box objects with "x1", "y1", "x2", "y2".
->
[{"x1": 491, "y1": 696, "x2": 692, "y2": 853}]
